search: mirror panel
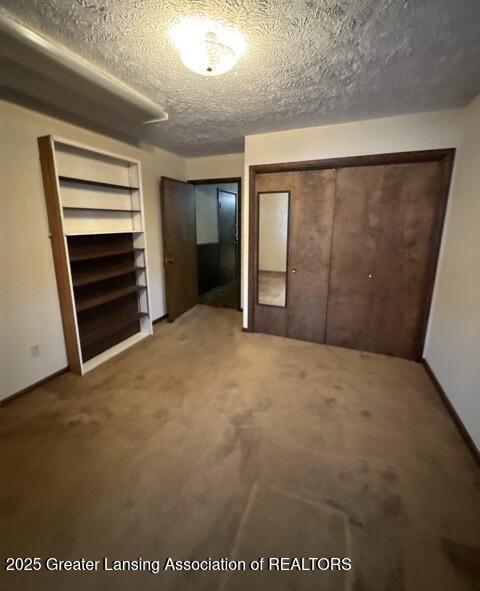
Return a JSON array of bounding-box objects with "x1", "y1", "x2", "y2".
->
[{"x1": 257, "y1": 191, "x2": 289, "y2": 307}]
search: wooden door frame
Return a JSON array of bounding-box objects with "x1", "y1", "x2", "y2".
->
[
  {"x1": 188, "y1": 177, "x2": 242, "y2": 311},
  {"x1": 248, "y1": 148, "x2": 455, "y2": 360}
]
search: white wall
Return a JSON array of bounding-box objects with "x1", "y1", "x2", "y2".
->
[
  {"x1": 424, "y1": 96, "x2": 480, "y2": 449},
  {"x1": 0, "y1": 99, "x2": 185, "y2": 401}
]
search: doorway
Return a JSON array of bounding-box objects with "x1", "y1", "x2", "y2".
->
[
  {"x1": 191, "y1": 178, "x2": 241, "y2": 310},
  {"x1": 160, "y1": 176, "x2": 241, "y2": 323}
]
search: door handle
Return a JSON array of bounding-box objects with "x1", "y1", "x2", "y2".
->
[
  {"x1": 165, "y1": 257, "x2": 174, "y2": 264},
  {"x1": 291, "y1": 268, "x2": 297, "y2": 273}
]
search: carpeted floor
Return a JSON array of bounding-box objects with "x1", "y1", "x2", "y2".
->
[{"x1": 0, "y1": 305, "x2": 479, "y2": 591}]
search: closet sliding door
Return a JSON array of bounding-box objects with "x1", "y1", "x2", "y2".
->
[
  {"x1": 325, "y1": 161, "x2": 445, "y2": 359},
  {"x1": 287, "y1": 170, "x2": 336, "y2": 343},
  {"x1": 253, "y1": 170, "x2": 335, "y2": 342}
]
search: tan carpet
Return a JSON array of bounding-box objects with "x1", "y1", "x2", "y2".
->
[{"x1": 0, "y1": 305, "x2": 479, "y2": 591}]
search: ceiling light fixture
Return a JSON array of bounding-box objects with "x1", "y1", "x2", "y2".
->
[{"x1": 169, "y1": 18, "x2": 247, "y2": 76}]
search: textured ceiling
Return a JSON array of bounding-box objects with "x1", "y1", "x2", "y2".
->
[{"x1": 1, "y1": 0, "x2": 479, "y2": 156}]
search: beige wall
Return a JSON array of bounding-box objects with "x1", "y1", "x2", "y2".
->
[
  {"x1": 186, "y1": 153, "x2": 244, "y2": 180},
  {"x1": 424, "y1": 96, "x2": 480, "y2": 449},
  {"x1": 0, "y1": 99, "x2": 185, "y2": 401},
  {"x1": 245, "y1": 110, "x2": 463, "y2": 166}
]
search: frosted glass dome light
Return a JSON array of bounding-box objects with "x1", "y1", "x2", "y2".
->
[
  {"x1": 170, "y1": 19, "x2": 247, "y2": 76},
  {"x1": 181, "y1": 32, "x2": 236, "y2": 76}
]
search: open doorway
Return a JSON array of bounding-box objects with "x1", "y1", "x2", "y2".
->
[{"x1": 191, "y1": 178, "x2": 241, "y2": 310}]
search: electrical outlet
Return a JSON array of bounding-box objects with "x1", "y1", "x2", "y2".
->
[{"x1": 30, "y1": 344, "x2": 40, "y2": 358}]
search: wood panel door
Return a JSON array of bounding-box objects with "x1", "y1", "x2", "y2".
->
[
  {"x1": 160, "y1": 177, "x2": 198, "y2": 321},
  {"x1": 287, "y1": 169, "x2": 336, "y2": 342},
  {"x1": 325, "y1": 161, "x2": 445, "y2": 359},
  {"x1": 253, "y1": 170, "x2": 335, "y2": 341}
]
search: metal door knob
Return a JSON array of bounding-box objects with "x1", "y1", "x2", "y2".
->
[
  {"x1": 165, "y1": 257, "x2": 174, "y2": 264},
  {"x1": 291, "y1": 268, "x2": 297, "y2": 273},
  {"x1": 368, "y1": 273, "x2": 373, "y2": 279}
]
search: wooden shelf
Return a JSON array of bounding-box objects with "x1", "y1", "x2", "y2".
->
[
  {"x1": 80, "y1": 311, "x2": 148, "y2": 348},
  {"x1": 66, "y1": 232, "x2": 143, "y2": 237},
  {"x1": 76, "y1": 285, "x2": 146, "y2": 312},
  {"x1": 59, "y1": 176, "x2": 139, "y2": 191},
  {"x1": 63, "y1": 205, "x2": 141, "y2": 213},
  {"x1": 72, "y1": 264, "x2": 144, "y2": 287},
  {"x1": 69, "y1": 245, "x2": 143, "y2": 262}
]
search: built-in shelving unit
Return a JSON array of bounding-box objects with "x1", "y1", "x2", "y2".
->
[{"x1": 38, "y1": 135, "x2": 153, "y2": 374}]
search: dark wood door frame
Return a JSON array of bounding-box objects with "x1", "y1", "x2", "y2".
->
[
  {"x1": 248, "y1": 149, "x2": 455, "y2": 360},
  {"x1": 188, "y1": 177, "x2": 242, "y2": 311}
]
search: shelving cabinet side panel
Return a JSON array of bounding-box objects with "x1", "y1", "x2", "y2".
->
[{"x1": 37, "y1": 135, "x2": 83, "y2": 374}]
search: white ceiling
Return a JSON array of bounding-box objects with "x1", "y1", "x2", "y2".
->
[{"x1": 0, "y1": 0, "x2": 479, "y2": 157}]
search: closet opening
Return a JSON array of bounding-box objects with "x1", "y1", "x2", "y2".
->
[
  {"x1": 160, "y1": 176, "x2": 242, "y2": 323},
  {"x1": 248, "y1": 149, "x2": 455, "y2": 360}
]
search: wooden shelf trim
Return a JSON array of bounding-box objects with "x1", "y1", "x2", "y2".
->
[
  {"x1": 80, "y1": 312, "x2": 148, "y2": 347},
  {"x1": 72, "y1": 264, "x2": 145, "y2": 287},
  {"x1": 59, "y1": 176, "x2": 139, "y2": 191},
  {"x1": 76, "y1": 285, "x2": 146, "y2": 312},
  {"x1": 69, "y1": 245, "x2": 144, "y2": 262},
  {"x1": 63, "y1": 205, "x2": 141, "y2": 213}
]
